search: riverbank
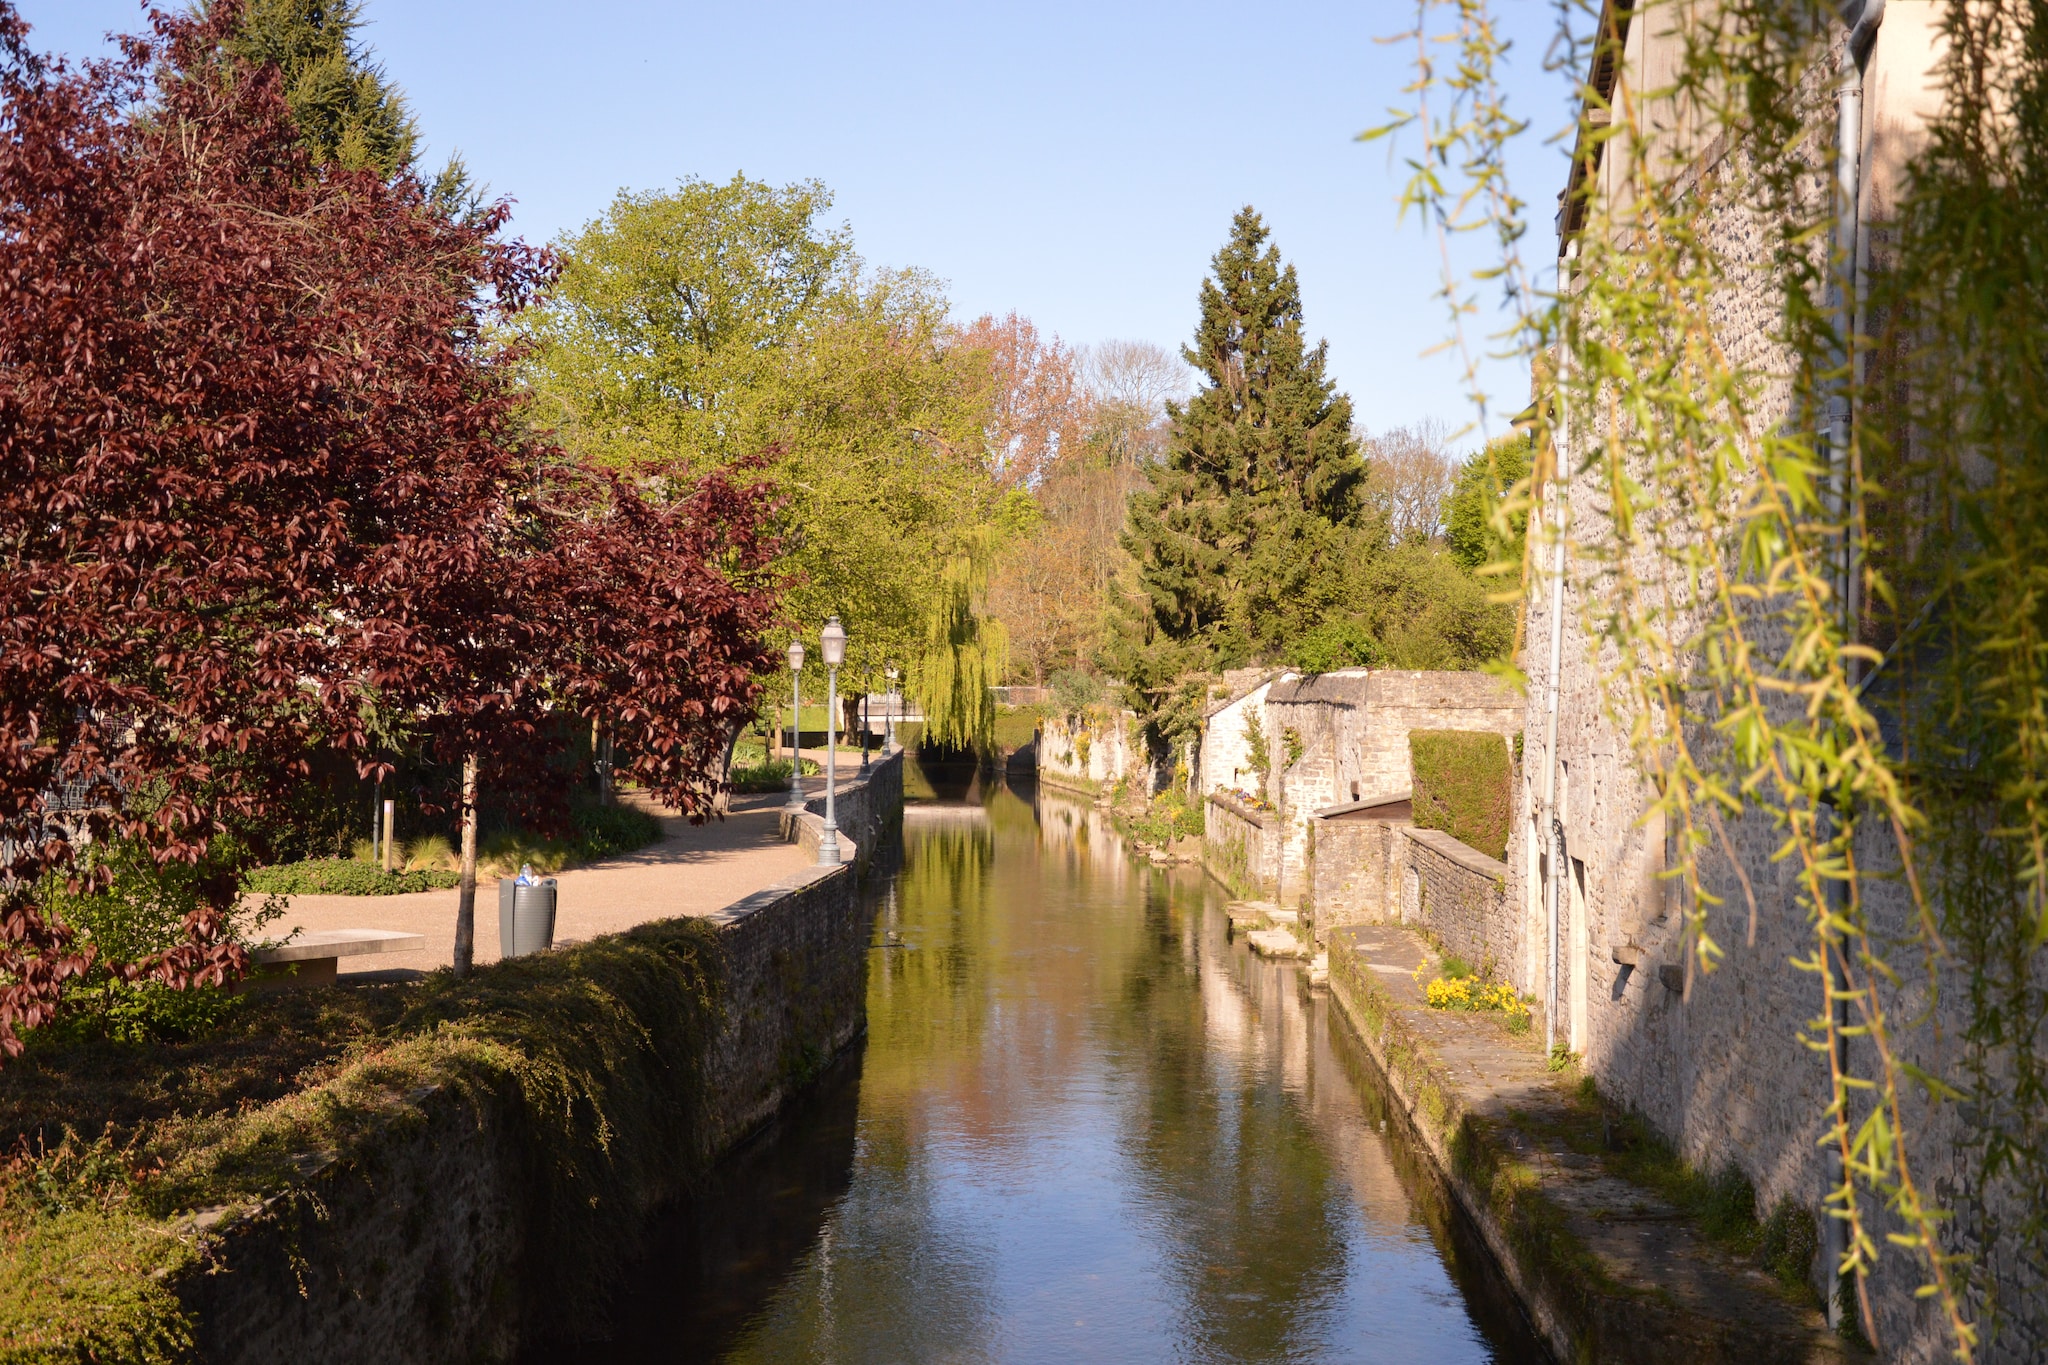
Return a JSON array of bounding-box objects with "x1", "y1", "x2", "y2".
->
[
  {"x1": 1325, "y1": 922, "x2": 1856, "y2": 1365},
  {"x1": 0, "y1": 755, "x2": 901, "y2": 1363}
]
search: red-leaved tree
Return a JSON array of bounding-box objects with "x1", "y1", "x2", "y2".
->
[{"x1": 0, "y1": 3, "x2": 778, "y2": 1048}]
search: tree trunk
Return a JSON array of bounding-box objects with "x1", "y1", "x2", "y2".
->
[{"x1": 453, "y1": 752, "x2": 478, "y2": 977}]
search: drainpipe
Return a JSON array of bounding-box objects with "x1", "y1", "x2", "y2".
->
[
  {"x1": 1823, "y1": 0, "x2": 1883, "y2": 1332},
  {"x1": 1540, "y1": 362, "x2": 1571, "y2": 1057}
]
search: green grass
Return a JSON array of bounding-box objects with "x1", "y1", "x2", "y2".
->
[{"x1": 1116, "y1": 789, "x2": 1204, "y2": 847}]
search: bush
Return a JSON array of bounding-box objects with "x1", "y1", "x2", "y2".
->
[
  {"x1": 729, "y1": 756, "x2": 818, "y2": 793},
  {"x1": 569, "y1": 801, "x2": 663, "y2": 862},
  {"x1": 1049, "y1": 669, "x2": 1105, "y2": 715},
  {"x1": 242, "y1": 861, "x2": 460, "y2": 896},
  {"x1": 1121, "y1": 790, "x2": 1205, "y2": 847},
  {"x1": 1285, "y1": 616, "x2": 1381, "y2": 672},
  {"x1": 1410, "y1": 729, "x2": 1513, "y2": 860}
]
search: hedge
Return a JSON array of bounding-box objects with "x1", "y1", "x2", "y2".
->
[{"x1": 1409, "y1": 729, "x2": 1514, "y2": 861}]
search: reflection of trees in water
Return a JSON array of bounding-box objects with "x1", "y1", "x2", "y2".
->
[{"x1": 1101, "y1": 874, "x2": 1355, "y2": 1360}]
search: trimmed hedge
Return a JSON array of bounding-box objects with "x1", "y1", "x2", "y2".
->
[
  {"x1": 242, "y1": 860, "x2": 461, "y2": 896},
  {"x1": 1410, "y1": 729, "x2": 1513, "y2": 861}
]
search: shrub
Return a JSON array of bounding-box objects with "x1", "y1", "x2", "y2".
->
[
  {"x1": 1410, "y1": 729, "x2": 1512, "y2": 860},
  {"x1": 1049, "y1": 669, "x2": 1105, "y2": 715},
  {"x1": 242, "y1": 861, "x2": 460, "y2": 896},
  {"x1": 1285, "y1": 616, "x2": 1381, "y2": 672},
  {"x1": 729, "y1": 757, "x2": 818, "y2": 793}
]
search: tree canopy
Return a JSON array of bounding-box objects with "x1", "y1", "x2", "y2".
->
[
  {"x1": 511, "y1": 175, "x2": 1004, "y2": 684},
  {"x1": 1106, "y1": 208, "x2": 1373, "y2": 700},
  {"x1": 0, "y1": 2, "x2": 774, "y2": 1049}
]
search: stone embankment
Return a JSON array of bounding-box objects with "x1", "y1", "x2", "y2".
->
[
  {"x1": 23, "y1": 755, "x2": 902, "y2": 1364},
  {"x1": 1325, "y1": 921, "x2": 1855, "y2": 1365}
]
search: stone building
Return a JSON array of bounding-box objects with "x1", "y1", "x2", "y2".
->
[
  {"x1": 1493, "y1": 5, "x2": 2037, "y2": 1358},
  {"x1": 1199, "y1": 668, "x2": 1519, "y2": 907}
]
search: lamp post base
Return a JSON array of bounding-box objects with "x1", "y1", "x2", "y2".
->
[{"x1": 817, "y1": 827, "x2": 841, "y2": 866}]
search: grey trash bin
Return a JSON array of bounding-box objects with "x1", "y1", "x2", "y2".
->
[{"x1": 497, "y1": 877, "x2": 558, "y2": 958}]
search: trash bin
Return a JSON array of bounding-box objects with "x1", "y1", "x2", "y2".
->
[{"x1": 497, "y1": 877, "x2": 558, "y2": 958}]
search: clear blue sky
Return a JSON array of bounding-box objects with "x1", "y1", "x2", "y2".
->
[{"x1": 18, "y1": 0, "x2": 1573, "y2": 442}]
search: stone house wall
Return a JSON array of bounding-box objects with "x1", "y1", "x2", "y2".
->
[{"x1": 1502, "y1": 8, "x2": 2037, "y2": 1355}]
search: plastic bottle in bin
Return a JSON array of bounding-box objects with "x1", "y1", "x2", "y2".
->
[{"x1": 516, "y1": 863, "x2": 538, "y2": 887}]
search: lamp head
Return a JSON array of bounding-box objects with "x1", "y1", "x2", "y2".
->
[
  {"x1": 787, "y1": 640, "x2": 805, "y2": 672},
  {"x1": 821, "y1": 616, "x2": 847, "y2": 667}
]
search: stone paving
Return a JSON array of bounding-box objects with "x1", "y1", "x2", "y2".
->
[
  {"x1": 1327, "y1": 922, "x2": 1853, "y2": 1364},
  {"x1": 257, "y1": 757, "x2": 863, "y2": 978}
]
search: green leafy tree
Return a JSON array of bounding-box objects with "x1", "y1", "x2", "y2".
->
[
  {"x1": 1445, "y1": 432, "x2": 1531, "y2": 573},
  {"x1": 512, "y1": 176, "x2": 1002, "y2": 687},
  {"x1": 1108, "y1": 207, "x2": 1371, "y2": 702}
]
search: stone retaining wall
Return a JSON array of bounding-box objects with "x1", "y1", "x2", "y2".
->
[
  {"x1": 1204, "y1": 791, "x2": 1278, "y2": 899},
  {"x1": 1307, "y1": 816, "x2": 1513, "y2": 981},
  {"x1": 175, "y1": 763, "x2": 904, "y2": 1362}
]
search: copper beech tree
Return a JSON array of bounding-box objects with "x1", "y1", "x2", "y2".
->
[{"x1": 0, "y1": 4, "x2": 777, "y2": 1050}]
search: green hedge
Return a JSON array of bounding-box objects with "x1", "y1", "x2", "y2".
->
[
  {"x1": 242, "y1": 860, "x2": 461, "y2": 896},
  {"x1": 1409, "y1": 729, "x2": 1514, "y2": 861}
]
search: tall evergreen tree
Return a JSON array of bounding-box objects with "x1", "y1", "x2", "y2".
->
[
  {"x1": 1107, "y1": 208, "x2": 1369, "y2": 707},
  {"x1": 218, "y1": 0, "x2": 479, "y2": 214},
  {"x1": 220, "y1": 0, "x2": 416, "y2": 175}
]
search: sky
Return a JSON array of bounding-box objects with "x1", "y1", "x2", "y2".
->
[{"x1": 17, "y1": 1, "x2": 1578, "y2": 444}]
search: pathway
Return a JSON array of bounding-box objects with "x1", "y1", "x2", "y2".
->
[{"x1": 260, "y1": 771, "x2": 855, "y2": 979}]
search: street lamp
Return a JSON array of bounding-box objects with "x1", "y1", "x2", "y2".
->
[
  {"x1": 785, "y1": 639, "x2": 806, "y2": 812},
  {"x1": 885, "y1": 666, "x2": 900, "y2": 753},
  {"x1": 859, "y1": 670, "x2": 872, "y2": 777},
  {"x1": 818, "y1": 617, "x2": 846, "y2": 865}
]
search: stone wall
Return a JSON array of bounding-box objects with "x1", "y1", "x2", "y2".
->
[
  {"x1": 1038, "y1": 708, "x2": 1155, "y2": 796},
  {"x1": 1307, "y1": 815, "x2": 1404, "y2": 930},
  {"x1": 1202, "y1": 668, "x2": 1520, "y2": 909},
  {"x1": 1503, "y1": 13, "x2": 2042, "y2": 1356},
  {"x1": 177, "y1": 765, "x2": 903, "y2": 1362},
  {"x1": 781, "y1": 750, "x2": 903, "y2": 868},
  {"x1": 1203, "y1": 790, "x2": 1277, "y2": 899},
  {"x1": 1307, "y1": 816, "x2": 1513, "y2": 983}
]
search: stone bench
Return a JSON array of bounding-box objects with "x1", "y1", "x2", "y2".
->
[{"x1": 248, "y1": 928, "x2": 425, "y2": 987}]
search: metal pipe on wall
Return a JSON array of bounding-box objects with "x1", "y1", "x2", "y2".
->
[{"x1": 1822, "y1": 0, "x2": 1883, "y2": 1332}]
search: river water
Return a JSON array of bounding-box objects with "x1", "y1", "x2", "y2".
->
[{"x1": 578, "y1": 782, "x2": 1542, "y2": 1363}]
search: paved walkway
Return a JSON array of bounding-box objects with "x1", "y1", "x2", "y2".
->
[{"x1": 258, "y1": 764, "x2": 860, "y2": 978}]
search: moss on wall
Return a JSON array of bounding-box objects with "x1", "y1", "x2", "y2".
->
[{"x1": 1409, "y1": 730, "x2": 1512, "y2": 861}]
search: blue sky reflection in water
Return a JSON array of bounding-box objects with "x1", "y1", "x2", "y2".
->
[{"x1": 592, "y1": 785, "x2": 1536, "y2": 1363}]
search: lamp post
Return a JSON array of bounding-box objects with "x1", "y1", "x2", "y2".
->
[
  {"x1": 885, "y1": 666, "x2": 900, "y2": 753},
  {"x1": 859, "y1": 673, "x2": 872, "y2": 777},
  {"x1": 819, "y1": 617, "x2": 846, "y2": 865},
  {"x1": 785, "y1": 639, "x2": 806, "y2": 812}
]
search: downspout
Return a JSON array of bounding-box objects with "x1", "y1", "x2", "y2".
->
[
  {"x1": 1540, "y1": 342, "x2": 1572, "y2": 1057},
  {"x1": 1823, "y1": 0, "x2": 1883, "y2": 1332}
]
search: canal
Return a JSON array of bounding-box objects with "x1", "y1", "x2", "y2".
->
[{"x1": 573, "y1": 781, "x2": 1543, "y2": 1363}]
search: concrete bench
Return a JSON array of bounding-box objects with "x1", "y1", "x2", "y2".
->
[{"x1": 249, "y1": 928, "x2": 425, "y2": 987}]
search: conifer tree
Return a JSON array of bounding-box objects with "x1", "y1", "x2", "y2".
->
[
  {"x1": 219, "y1": 0, "x2": 479, "y2": 214},
  {"x1": 1108, "y1": 208, "x2": 1368, "y2": 707},
  {"x1": 221, "y1": 0, "x2": 416, "y2": 175}
]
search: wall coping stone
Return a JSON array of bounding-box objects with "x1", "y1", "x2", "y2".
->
[
  {"x1": 1206, "y1": 789, "x2": 1273, "y2": 829},
  {"x1": 1407, "y1": 826, "x2": 1510, "y2": 881},
  {"x1": 1312, "y1": 790, "x2": 1413, "y2": 820}
]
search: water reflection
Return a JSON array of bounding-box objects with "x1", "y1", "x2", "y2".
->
[{"x1": 573, "y1": 784, "x2": 1540, "y2": 1363}]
